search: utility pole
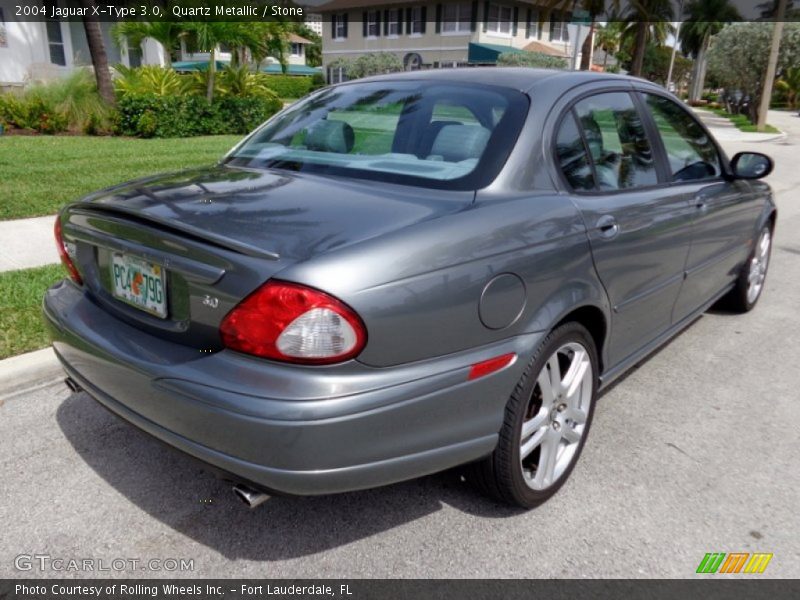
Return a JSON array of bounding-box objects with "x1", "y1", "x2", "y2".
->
[
  {"x1": 758, "y1": 0, "x2": 788, "y2": 132},
  {"x1": 666, "y1": 0, "x2": 685, "y2": 94}
]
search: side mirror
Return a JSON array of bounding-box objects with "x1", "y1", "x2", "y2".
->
[{"x1": 730, "y1": 152, "x2": 773, "y2": 180}]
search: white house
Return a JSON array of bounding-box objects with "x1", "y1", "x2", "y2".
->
[{"x1": 0, "y1": 5, "x2": 163, "y2": 90}]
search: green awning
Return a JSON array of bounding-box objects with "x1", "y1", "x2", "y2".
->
[
  {"x1": 260, "y1": 64, "x2": 323, "y2": 76},
  {"x1": 467, "y1": 42, "x2": 525, "y2": 65},
  {"x1": 172, "y1": 60, "x2": 229, "y2": 72}
]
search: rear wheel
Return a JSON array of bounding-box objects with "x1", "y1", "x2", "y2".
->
[
  {"x1": 725, "y1": 225, "x2": 772, "y2": 313},
  {"x1": 470, "y1": 322, "x2": 598, "y2": 508}
]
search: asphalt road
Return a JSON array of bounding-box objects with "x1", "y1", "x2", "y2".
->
[{"x1": 2, "y1": 112, "x2": 799, "y2": 580}]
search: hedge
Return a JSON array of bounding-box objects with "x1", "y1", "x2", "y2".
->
[
  {"x1": 116, "y1": 93, "x2": 282, "y2": 138},
  {"x1": 261, "y1": 75, "x2": 314, "y2": 99}
]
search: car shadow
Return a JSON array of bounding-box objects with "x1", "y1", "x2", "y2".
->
[{"x1": 55, "y1": 392, "x2": 523, "y2": 561}]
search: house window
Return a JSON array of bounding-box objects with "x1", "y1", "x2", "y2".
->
[
  {"x1": 550, "y1": 15, "x2": 569, "y2": 43},
  {"x1": 45, "y1": 21, "x2": 66, "y2": 66},
  {"x1": 526, "y1": 9, "x2": 540, "y2": 39},
  {"x1": 487, "y1": 4, "x2": 513, "y2": 36},
  {"x1": 332, "y1": 13, "x2": 348, "y2": 39},
  {"x1": 0, "y1": 8, "x2": 7, "y2": 48},
  {"x1": 366, "y1": 10, "x2": 380, "y2": 37},
  {"x1": 410, "y1": 6, "x2": 424, "y2": 35},
  {"x1": 442, "y1": 2, "x2": 472, "y2": 33},
  {"x1": 127, "y1": 40, "x2": 142, "y2": 67},
  {"x1": 291, "y1": 43, "x2": 304, "y2": 57},
  {"x1": 387, "y1": 9, "x2": 401, "y2": 36}
]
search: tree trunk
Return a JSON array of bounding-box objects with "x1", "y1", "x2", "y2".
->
[
  {"x1": 81, "y1": 3, "x2": 115, "y2": 106},
  {"x1": 206, "y1": 47, "x2": 216, "y2": 103},
  {"x1": 630, "y1": 22, "x2": 648, "y2": 77},
  {"x1": 689, "y1": 33, "x2": 710, "y2": 103},
  {"x1": 580, "y1": 22, "x2": 595, "y2": 71}
]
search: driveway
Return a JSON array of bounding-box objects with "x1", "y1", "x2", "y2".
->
[{"x1": 1, "y1": 112, "x2": 799, "y2": 579}]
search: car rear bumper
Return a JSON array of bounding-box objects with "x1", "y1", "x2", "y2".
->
[{"x1": 44, "y1": 280, "x2": 539, "y2": 495}]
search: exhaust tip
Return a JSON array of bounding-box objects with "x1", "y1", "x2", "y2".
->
[
  {"x1": 64, "y1": 377, "x2": 82, "y2": 393},
  {"x1": 232, "y1": 484, "x2": 269, "y2": 509}
]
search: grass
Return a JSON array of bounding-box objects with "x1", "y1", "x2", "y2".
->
[
  {"x1": 0, "y1": 264, "x2": 65, "y2": 359},
  {"x1": 707, "y1": 107, "x2": 780, "y2": 134},
  {"x1": 0, "y1": 135, "x2": 241, "y2": 220}
]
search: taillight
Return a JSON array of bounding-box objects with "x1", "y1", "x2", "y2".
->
[
  {"x1": 54, "y1": 216, "x2": 82, "y2": 285},
  {"x1": 220, "y1": 281, "x2": 367, "y2": 364}
]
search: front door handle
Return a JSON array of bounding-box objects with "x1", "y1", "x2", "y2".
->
[
  {"x1": 596, "y1": 215, "x2": 619, "y2": 239},
  {"x1": 695, "y1": 195, "x2": 710, "y2": 212}
]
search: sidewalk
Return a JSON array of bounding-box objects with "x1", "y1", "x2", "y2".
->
[
  {"x1": 0, "y1": 215, "x2": 59, "y2": 272},
  {"x1": 692, "y1": 108, "x2": 787, "y2": 143}
]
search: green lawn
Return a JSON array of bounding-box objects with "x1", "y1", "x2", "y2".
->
[
  {"x1": 0, "y1": 264, "x2": 65, "y2": 359},
  {"x1": 0, "y1": 135, "x2": 241, "y2": 220},
  {"x1": 707, "y1": 108, "x2": 780, "y2": 134}
]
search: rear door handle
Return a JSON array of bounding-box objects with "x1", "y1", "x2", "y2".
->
[
  {"x1": 596, "y1": 215, "x2": 619, "y2": 239},
  {"x1": 695, "y1": 195, "x2": 710, "y2": 212}
]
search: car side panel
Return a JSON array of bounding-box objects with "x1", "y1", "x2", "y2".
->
[
  {"x1": 673, "y1": 179, "x2": 767, "y2": 320},
  {"x1": 280, "y1": 193, "x2": 609, "y2": 368}
]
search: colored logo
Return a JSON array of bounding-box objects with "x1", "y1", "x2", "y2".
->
[{"x1": 696, "y1": 552, "x2": 773, "y2": 574}]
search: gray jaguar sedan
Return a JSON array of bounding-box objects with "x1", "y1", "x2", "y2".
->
[{"x1": 44, "y1": 69, "x2": 776, "y2": 509}]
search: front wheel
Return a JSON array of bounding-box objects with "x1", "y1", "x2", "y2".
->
[{"x1": 470, "y1": 322, "x2": 598, "y2": 508}]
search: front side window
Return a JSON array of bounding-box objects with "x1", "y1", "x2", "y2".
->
[
  {"x1": 488, "y1": 4, "x2": 514, "y2": 35},
  {"x1": 572, "y1": 92, "x2": 658, "y2": 191},
  {"x1": 442, "y1": 2, "x2": 472, "y2": 33},
  {"x1": 226, "y1": 82, "x2": 528, "y2": 190},
  {"x1": 643, "y1": 94, "x2": 722, "y2": 182}
]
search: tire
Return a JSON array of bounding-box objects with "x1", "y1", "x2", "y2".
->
[
  {"x1": 724, "y1": 224, "x2": 773, "y2": 313},
  {"x1": 469, "y1": 322, "x2": 599, "y2": 509}
]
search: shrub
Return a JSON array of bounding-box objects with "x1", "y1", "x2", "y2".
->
[
  {"x1": 114, "y1": 64, "x2": 187, "y2": 97},
  {"x1": 0, "y1": 70, "x2": 112, "y2": 134},
  {"x1": 310, "y1": 71, "x2": 326, "y2": 91},
  {"x1": 260, "y1": 74, "x2": 314, "y2": 99},
  {"x1": 329, "y1": 53, "x2": 404, "y2": 81},
  {"x1": 116, "y1": 92, "x2": 281, "y2": 138},
  {"x1": 497, "y1": 52, "x2": 569, "y2": 69}
]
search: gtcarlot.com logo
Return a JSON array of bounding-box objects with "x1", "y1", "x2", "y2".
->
[
  {"x1": 696, "y1": 552, "x2": 773, "y2": 574},
  {"x1": 14, "y1": 554, "x2": 194, "y2": 573}
]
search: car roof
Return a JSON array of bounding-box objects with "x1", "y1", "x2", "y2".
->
[{"x1": 353, "y1": 67, "x2": 657, "y2": 95}]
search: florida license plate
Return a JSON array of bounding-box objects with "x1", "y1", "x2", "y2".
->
[{"x1": 110, "y1": 253, "x2": 167, "y2": 318}]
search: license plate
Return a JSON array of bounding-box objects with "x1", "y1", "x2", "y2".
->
[{"x1": 110, "y1": 253, "x2": 167, "y2": 318}]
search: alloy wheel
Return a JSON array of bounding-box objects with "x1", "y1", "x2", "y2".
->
[
  {"x1": 747, "y1": 229, "x2": 771, "y2": 305},
  {"x1": 519, "y1": 342, "x2": 593, "y2": 491}
]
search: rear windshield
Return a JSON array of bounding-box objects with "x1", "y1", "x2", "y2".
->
[{"x1": 225, "y1": 80, "x2": 529, "y2": 190}]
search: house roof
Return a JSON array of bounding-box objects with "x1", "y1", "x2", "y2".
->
[
  {"x1": 522, "y1": 40, "x2": 570, "y2": 58},
  {"x1": 172, "y1": 60, "x2": 321, "y2": 76},
  {"x1": 288, "y1": 33, "x2": 313, "y2": 45},
  {"x1": 316, "y1": 0, "x2": 426, "y2": 11},
  {"x1": 467, "y1": 42, "x2": 525, "y2": 64},
  {"x1": 261, "y1": 64, "x2": 323, "y2": 76}
]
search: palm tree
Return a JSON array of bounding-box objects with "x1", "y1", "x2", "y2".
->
[
  {"x1": 681, "y1": 0, "x2": 741, "y2": 102},
  {"x1": 183, "y1": 22, "x2": 249, "y2": 102},
  {"x1": 545, "y1": 0, "x2": 621, "y2": 70},
  {"x1": 111, "y1": 21, "x2": 183, "y2": 68},
  {"x1": 594, "y1": 21, "x2": 623, "y2": 69},
  {"x1": 622, "y1": 0, "x2": 674, "y2": 77},
  {"x1": 80, "y1": 1, "x2": 115, "y2": 106}
]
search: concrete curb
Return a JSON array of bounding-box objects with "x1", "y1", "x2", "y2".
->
[{"x1": 0, "y1": 347, "x2": 63, "y2": 401}]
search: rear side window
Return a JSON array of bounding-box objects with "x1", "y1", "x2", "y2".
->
[
  {"x1": 571, "y1": 92, "x2": 658, "y2": 191},
  {"x1": 556, "y1": 114, "x2": 595, "y2": 191},
  {"x1": 643, "y1": 94, "x2": 722, "y2": 182}
]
